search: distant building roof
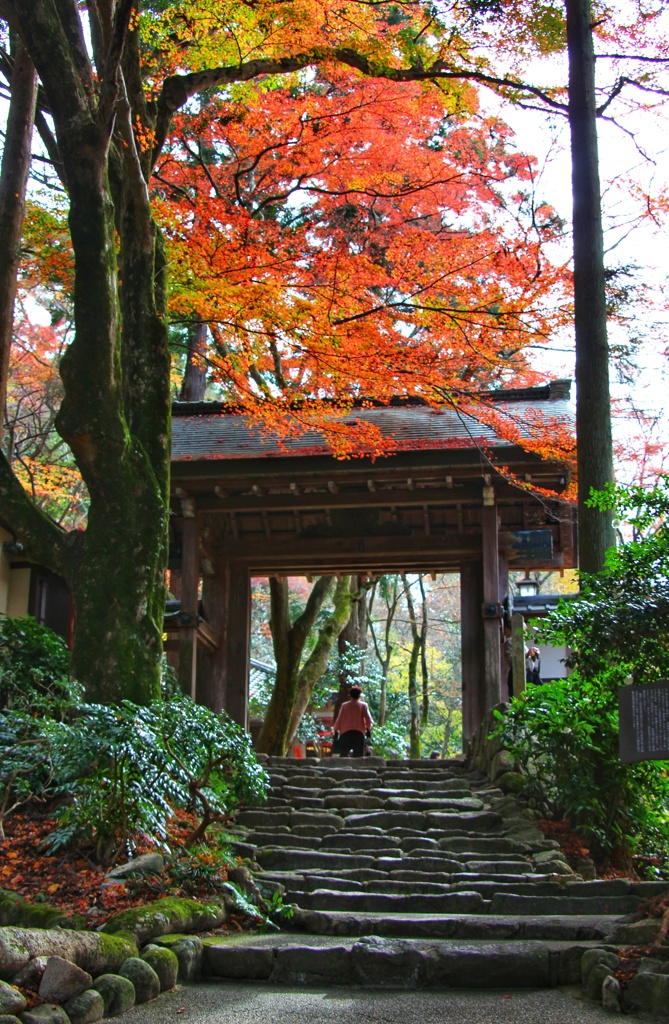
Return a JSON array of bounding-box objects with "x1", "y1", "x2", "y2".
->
[{"x1": 172, "y1": 380, "x2": 573, "y2": 463}]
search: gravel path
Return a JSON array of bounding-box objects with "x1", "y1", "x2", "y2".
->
[{"x1": 122, "y1": 982, "x2": 648, "y2": 1024}]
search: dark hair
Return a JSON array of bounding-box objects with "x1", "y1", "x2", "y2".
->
[{"x1": 349, "y1": 686, "x2": 362, "y2": 700}]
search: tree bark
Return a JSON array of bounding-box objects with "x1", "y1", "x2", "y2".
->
[
  {"x1": 0, "y1": 35, "x2": 37, "y2": 427},
  {"x1": 402, "y1": 575, "x2": 423, "y2": 760},
  {"x1": 285, "y1": 576, "x2": 355, "y2": 748},
  {"x1": 256, "y1": 575, "x2": 335, "y2": 755},
  {"x1": 566, "y1": 0, "x2": 616, "y2": 573},
  {"x1": 180, "y1": 320, "x2": 208, "y2": 402},
  {"x1": 3, "y1": 0, "x2": 170, "y2": 704}
]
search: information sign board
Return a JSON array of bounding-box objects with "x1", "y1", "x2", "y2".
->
[{"x1": 619, "y1": 680, "x2": 669, "y2": 763}]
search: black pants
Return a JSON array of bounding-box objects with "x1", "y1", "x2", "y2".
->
[{"x1": 339, "y1": 730, "x2": 365, "y2": 758}]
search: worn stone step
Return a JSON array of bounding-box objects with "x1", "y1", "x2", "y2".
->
[
  {"x1": 437, "y1": 836, "x2": 529, "y2": 854},
  {"x1": 202, "y1": 932, "x2": 606, "y2": 988},
  {"x1": 324, "y1": 794, "x2": 387, "y2": 810},
  {"x1": 489, "y1": 892, "x2": 644, "y2": 916},
  {"x1": 245, "y1": 832, "x2": 315, "y2": 848},
  {"x1": 290, "y1": 890, "x2": 486, "y2": 914},
  {"x1": 288, "y1": 909, "x2": 620, "y2": 943},
  {"x1": 455, "y1": 860, "x2": 535, "y2": 875},
  {"x1": 256, "y1": 848, "x2": 378, "y2": 871},
  {"x1": 320, "y1": 834, "x2": 401, "y2": 851},
  {"x1": 383, "y1": 797, "x2": 486, "y2": 812}
]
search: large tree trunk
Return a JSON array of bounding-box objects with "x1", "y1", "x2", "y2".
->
[
  {"x1": 402, "y1": 575, "x2": 423, "y2": 760},
  {"x1": 566, "y1": 0, "x2": 616, "y2": 573},
  {"x1": 333, "y1": 576, "x2": 367, "y2": 721},
  {"x1": 0, "y1": 35, "x2": 37, "y2": 424},
  {"x1": 256, "y1": 575, "x2": 335, "y2": 755},
  {"x1": 180, "y1": 320, "x2": 208, "y2": 402},
  {"x1": 2, "y1": 1, "x2": 171, "y2": 704},
  {"x1": 285, "y1": 576, "x2": 355, "y2": 748}
]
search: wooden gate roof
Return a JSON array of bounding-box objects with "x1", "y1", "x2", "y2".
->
[{"x1": 170, "y1": 381, "x2": 576, "y2": 576}]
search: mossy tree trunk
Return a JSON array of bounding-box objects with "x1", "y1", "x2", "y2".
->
[
  {"x1": 366, "y1": 576, "x2": 400, "y2": 727},
  {"x1": 402, "y1": 574, "x2": 425, "y2": 759},
  {"x1": 0, "y1": 1, "x2": 170, "y2": 703},
  {"x1": 284, "y1": 576, "x2": 356, "y2": 749},
  {"x1": 0, "y1": 33, "x2": 36, "y2": 422},
  {"x1": 257, "y1": 576, "x2": 335, "y2": 755},
  {"x1": 565, "y1": 0, "x2": 616, "y2": 573}
]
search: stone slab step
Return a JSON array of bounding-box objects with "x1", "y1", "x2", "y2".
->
[
  {"x1": 201, "y1": 933, "x2": 614, "y2": 988},
  {"x1": 256, "y1": 848, "x2": 377, "y2": 871},
  {"x1": 488, "y1": 893, "x2": 644, "y2": 916},
  {"x1": 289, "y1": 890, "x2": 486, "y2": 914},
  {"x1": 288, "y1": 908, "x2": 620, "y2": 942}
]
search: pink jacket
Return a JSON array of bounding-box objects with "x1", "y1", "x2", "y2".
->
[{"x1": 334, "y1": 699, "x2": 373, "y2": 735}]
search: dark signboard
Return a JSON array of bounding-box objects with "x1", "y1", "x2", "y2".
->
[
  {"x1": 509, "y1": 529, "x2": 553, "y2": 562},
  {"x1": 619, "y1": 680, "x2": 669, "y2": 763}
]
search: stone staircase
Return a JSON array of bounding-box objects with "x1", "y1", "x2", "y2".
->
[{"x1": 201, "y1": 757, "x2": 667, "y2": 989}]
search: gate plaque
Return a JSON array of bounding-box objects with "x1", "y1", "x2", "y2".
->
[{"x1": 619, "y1": 680, "x2": 669, "y2": 763}]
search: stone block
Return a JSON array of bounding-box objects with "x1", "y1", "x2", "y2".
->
[
  {"x1": 272, "y1": 946, "x2": 352, "y2": 984},
  {"x1": 118, "y1": 958, "x2": 160, "y2": 1003},
  {"x1": 89, "y1": 975, "x2": 135, "y2": 1018},
  {"x1": 38, "y1": 958, "x2": 92, "y2": 1004},
  {"x1": 20, "y1": 1008, "x2": 70, "y2": 1024},
  {"x1": 581, "y1": 948, "x2": 619, "y2": 986},
  {"x1": 169, "y1": 938, "x2": 204, "y2": 983},
  {"x1": 139, "y1": 948, "x2": 178, "y2": 992},
  {"x1": 204, "y1": 945, "x2": 274, "y2": 980},
  {"x1": 61, "y1": 990, "x2": 104, "y2": 1024},
  {"x1": 351, "y1": 938, "x2": 424, "y2": 988},
  {"x1": 0, "y1": 982, "x2": 25, "y2": 1016}
]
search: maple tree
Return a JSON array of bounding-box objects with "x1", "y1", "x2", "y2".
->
[{"x1": 2, "y1": 0, "x2": 633, "y2": 704}]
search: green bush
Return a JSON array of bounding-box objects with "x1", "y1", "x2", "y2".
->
[
  {"x1": 497, "y1": 478, "x2": 669, "y2": 868},
  {"x1": 0, "y1": 615, "x2": 82, "y2": 716},
  {"x1": 0, "y1": 618, "x2": 268, "y2": 863},
  {"x1": 48, "y1": 693, "x2": 268, "y2": 864}
]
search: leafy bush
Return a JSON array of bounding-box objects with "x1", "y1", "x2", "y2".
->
[
  {"x1": 368, "y1": 722, "x2": 407, "y2": 758},
  {"x1": 0, "y1": 618, "x2": 267, "y2": 863},
  {"x1": 497, "y1": 479, "x2": 669, "y2": 868},
  {"x1": 0, "y1": 615, "x2": 82, "y2": 716},
  {"x1": 0, "y1": 617, "x2": 82, "y2": 837},
  {"x1": 48, "y1": 693, "x2": 268, "y2": 865}
]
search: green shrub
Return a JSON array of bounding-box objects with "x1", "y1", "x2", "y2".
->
[
  {"x1": 48, "y1": 693, "x2": 268, "y2": 864},
  {"x1": 497, "y1": 478, "x2": 669, "y2": 868},
  {"x1": 0, "y1": 615, "x2": 82, "y2": 716}
]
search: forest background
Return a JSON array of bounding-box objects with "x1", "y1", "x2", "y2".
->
[{"x1": 1, "y1": 0, "x2": 669, "y2": 759}]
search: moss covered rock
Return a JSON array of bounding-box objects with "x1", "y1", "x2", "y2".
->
[
  {"x1": 101, "y1": 898, "x2": 226, "y2": 946},
  {"x1": 0, "y1": 894, "x2": 83, "y2": 933},
  {"x1": 118, "y1": 959, "x2": 160, "y2": 1003},
  {"x1": 19, "y1": 1006, "x2": 71, "y2": 1024},
  {"x1": 90, "y1": 975, "x2": 135, "y2": 1017},
  {"x1": 0, "y1": 981, "x2": 25, "y2": 1016},
  {"x1": 61, "y1": 990, "x2": 104, "y2": 1024},
  {"x1": 139, "y1": 948, "x2": 178, "y2": 992},
  {"x1": 167, "y1": 938, "x2": 203, "y2": 983},
  {"x1": 0, "y1": 928, "x2": 137, "y2": 982}
]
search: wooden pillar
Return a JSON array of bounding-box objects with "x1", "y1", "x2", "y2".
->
[
  {"x1": 460, "y1": 561, "x2": 484, "y2": 743},
  {"x1": 498, "y1": 551, "x2": 510, "y2": 700},
  {"x1": 197, "y1": 562, "x2": 229, "y2": 713},
  {"x1": 511, "y1": 611, "x2": 527, "y2": 697},
  {"x1": 482, "y1": 495, "x2": 503, "y2": 711},
  {"x1": 178, "y1": 502, "x2": 199, "y2": 699},
  {"x1": 223, "y1": 562, "x2": 251, "y2": 730}
]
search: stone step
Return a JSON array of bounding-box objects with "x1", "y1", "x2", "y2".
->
[
  {"x1": 488, "y1": 892, "x2": 645, "y2": 916},
  {"x1": 288, "y1": 909, "x2": 620, "y2": 942},
  {"x1": 201, "y1": 932, "x2": 614, "y2": 988},
  {"x1": 290, "y1": 890, "x2": 486, "y2": 914}
]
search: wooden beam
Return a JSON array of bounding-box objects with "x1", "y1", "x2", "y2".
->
[
  {"x1": 178, "y1": 513, "x2": 199, "y2": 699},
  {"x1": 224, "y1": 562, "x2": 251, "y2": 729},
  {"x1": 461, "y1": 561, "x2": 484, "y2": 744}
]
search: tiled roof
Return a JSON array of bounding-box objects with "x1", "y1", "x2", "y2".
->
[{"x1": 171, "y1": 382, "x2": 573, "y2": 462}]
